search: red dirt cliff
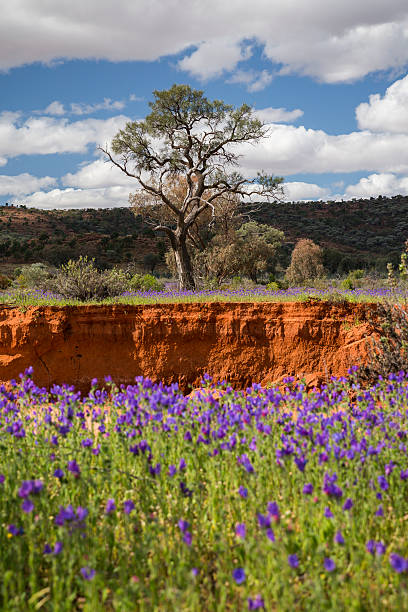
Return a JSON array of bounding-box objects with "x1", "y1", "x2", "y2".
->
[{"x1": 0, "y1": 301, "x2": 374, "y2": 391}]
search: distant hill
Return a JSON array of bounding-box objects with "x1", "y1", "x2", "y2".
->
[
  {"x1": 0, "y1": 194, "x2": 406, "y2": 275},
  {"x1": 251, "y1": 194, "x2": 408, "y2": 273}
]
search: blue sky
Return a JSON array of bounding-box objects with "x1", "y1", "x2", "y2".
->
[{"x1": 1, "y1": 1, "x2": 408, "y2": 208}]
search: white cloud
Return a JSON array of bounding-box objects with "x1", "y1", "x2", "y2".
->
[
  {"x1": 70, "y1": 98, "x2": 126, "y2": 115},
  {"x1": 228, "y1": 69, "x2": 273, "y2": 92},
  {"x1": 38, "y1": 98, "x2": 126, "y2": 117},
  {"x1": 283, "y1": 181, "x2": 330, "y2": 201},
  {"x1": 356, "y1": 73, "x2": 408, "y2": 133},
  {"x1": 1, "y1": 1, "x2": 408, "y2": 83},
  {"x1": 343, "y1": 173, "x2": 408, "y2": 198},
  {"x1": 0, "y1": 112, "x2": 130, "y2": 162},
  {"x1": 43, "y1": 101, "x2": 65, "y2": 116},
  {"x1": 62, "y1": 159, "x2": 136, "y2": 189},
  {"x1": 178, "y1": 39, "x2": 252, "y2": 80},
  {"x1": 0, "y1": 173, "x2": 56, "y2": 196},
  {"x1": 238, "y1": 124, "x2": 408, "y2": 175},
  {"x1": 253, "y1": 107, "x2": 303, "y2": 124},
  {"x1": 15, "y1": 186, "x2": 132, "y2": 210}
]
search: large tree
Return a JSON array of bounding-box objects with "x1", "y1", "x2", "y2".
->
[{"x1": 101, "y1": 84, "x2": 283, "y2": 289}]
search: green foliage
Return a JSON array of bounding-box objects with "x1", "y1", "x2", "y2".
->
[
  {"x1": 128, "y1": 273, "x2": 164, "y2": 292},
  {"x1": 14, "y1": 263, "x2": 54, "y2": 289},
  {"x1": 50, "y1": 257, "x2": 129, "y2": 301},
  {"x1": 195, "y1": 221, "x2": 284, "y2": 286},
  {"x1": 340, "y1": 269, "x2": 365, "y2": 290}
]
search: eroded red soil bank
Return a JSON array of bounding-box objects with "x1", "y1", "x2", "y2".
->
[{"x1": 0, "y1": 301, "x2": 374, "y2": 391}]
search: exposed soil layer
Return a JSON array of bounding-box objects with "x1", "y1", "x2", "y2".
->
[{"x1": 0, "y1": 301, "x2": 374, "y2": 391}]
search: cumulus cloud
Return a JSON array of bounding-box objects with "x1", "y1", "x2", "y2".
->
[
  {"x1": 227, "y1": 69, "x2": 273, "y2": 92},
  {"x1": 178, "y1": 39, "x2": 253, "y2": 80},
  {"x1": 0, "y1": 173, "x2": 56, "y2": 196},
  {"x1": 38, "y1": 98, "x2": 126, "y2": 117},
  {"x1": 1, "y1": 1, "x2": 407, "y2": 84},
  {"x1": 0, "y1": 112, "x2": 130, "y2": 163},
  {"x1": 253, "y1": 107, "x2": 303, "y2": 124},
  {"x1": 343, "y1": 173, "x2": 408, "y2": 198},
  {"x1": 356, "y1": 73, "x2": 408, "y2": 133},
  {"x1": 43, "y1": 101, "x2": 65, "y2": 116},
  {"x1": 14, "y1": 186, "x2": 132, "y2": 210},
  {"x1": 62, "y1": 159, "x2": 136, "y2": 189},
  {"x1": 238, "y1": 124, "x2": 408, "y2": 175},
  {"x1": 283, "y1": 181, "x2": 330, "y2": 201}
]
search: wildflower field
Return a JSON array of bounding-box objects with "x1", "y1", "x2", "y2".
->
[
  {"x1": 1, "y1": 368, "x2": 408, "y2": 610},
  {"x1": 1, "y1": 285, "x2": 408, "y2": 308}
]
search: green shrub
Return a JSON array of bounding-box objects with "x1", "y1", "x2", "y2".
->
[
  {"x1": 266, "y1": 281, "x2": 280, "y2": 290},
  {"x1": 14, "y1": 263, "x2": 54, "y2": 289},
  {"x1": 128, "y1": 273, "x2": 164, "y2": 292},
  {"x1": 340, "y1": 277, "x2": 354, "y2": 290},
  {"x1": 51, "y1": 257, "x2": 129, "y2": 301}
]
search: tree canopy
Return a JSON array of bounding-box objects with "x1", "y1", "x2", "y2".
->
[{"x1": 101, "y1": 84, "x2": 283, "y2": 289}]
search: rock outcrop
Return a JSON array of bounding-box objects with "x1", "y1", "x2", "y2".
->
[{"x1": 0, "y1": 301, "x2": 374, "y2": 390}]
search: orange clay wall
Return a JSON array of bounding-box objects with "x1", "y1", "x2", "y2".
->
[{"x1": 0, "y1": 302, "x2": 373, "y2": 391}]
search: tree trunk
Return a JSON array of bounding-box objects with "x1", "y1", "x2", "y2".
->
[{"x1": 173, "y1": 237, "x2": 195, "y2": 290}]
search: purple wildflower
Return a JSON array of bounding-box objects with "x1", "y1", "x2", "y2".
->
[
  {"x1": 53, "y1": 468, "x2": 64, "y2": 479},
  {"x1": 0, "y1": 474, "x2": 4, "y2": 484},
  {"x1": 378, "y1": 476, "x2": 389, "y2": 491},
  {"x1": 178, "y1": 519, "x2": 190, "y2": 533},
  {"x1": 8, "y1": 524, "x2": 23, "y2": 536},
  {"x1": 238, "y1": 486, "x2": 248, "y2": 498},
  {"x1": 266, "y1": 528, "x2": 275, "y2": 542},
  {"x1": 76, "y1": 507, "x2": 88, "y2": 521},
  {"x1": 53, "y1": 541, "x2": 63, "y2": 555},
  {"x1": 376, "y1": 541, "x2": 386, "y2": 556},
  {"x1": 18, "y1": 480, "x2": 33, "y2": 498},
  {"x1": 366, "y1": 540, "x2": 376, "y2": 555},
  {"x1": 67, "y1": 460, "x2": 80, "y2": 477},
  {"x1": 303, "y1": 483, "x2": 313, "y2": 495},
  {"x1": 390, "y1": 554, "x2": 407, "y2": 573},
  {"x1": 342, "y1": 498, "x2": 353, "y2": 511},
  {"x1": 168, "y1": 465, "x2": 177, "y2": 477},
  {"x1": 288, "y1": 554, "x2": 299, "y2": 568},
  {"x1": 334, "y1": 530, "x2": 345, "y2": 545},
  {"x1": 257, "y1": 513, "x2": 271, "y2": 529},
  {"x1": 324, "y1": 558, "x2": 336, "y2": 572},
  {"x1": 248, "y1": 595, "x2": 265, "y2": 609},
  {"x1": 21, "y1": 499, "x2": 34, "y2": 513},
  {"x1": 179, "y1": 458, "x2": 186, "y2": 471},
  {"x1": 324, "y1": 507, "x2": 334, "y2": 518},
  {"x1": 105, "y1": 499, "x2": 116, "y2": 514},
  {"x1": 236, "y1": 523, "x2": 246, "y2": 538},
  {"x1": 43, "y1": 544, "x2": 52, "y2": 555},
  {"x1": 375, "y1": 504, "x2": 384, "y2": 517},
  {"x1": 233, "y1": 568, "x2": 246, "y2": 584},
  {"x1": 183, "y1": 531, "x2": 192, "y2": 546},
  {"x1": 123, "y1": 500, "x2": 135, "y2": 515},
  {"x1": 80, "y1": 567, "x2": 95, "y2": 580}
]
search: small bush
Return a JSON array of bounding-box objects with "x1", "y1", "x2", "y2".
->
[
  {"x1": 0, "y1": 274, "x2": 11, "y2": 289},
  {"x1": 51, "y1": 257, "x2": 129, "y2": 301},
  {"x1": 14, "y1": 263, "x2": 54, "y2": 289},
  {"x1": 359, "y1": 301, "x2": 408, "y2": 383},
  {"x1": 285, "y1": 239, "x2": 325, "y2": 285},
  {"x1": 128, "y1": 273, "x2": 164, "y2": 292},
  {"x1": 266, "y1": 281, "x2": 280, "y2": 290}
]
